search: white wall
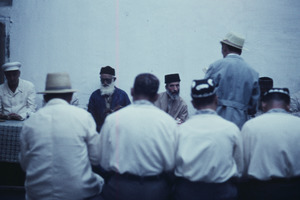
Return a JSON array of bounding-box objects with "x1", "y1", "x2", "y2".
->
[{"x1": 1, "y1": 0, "x2": 300, "y2": 114}]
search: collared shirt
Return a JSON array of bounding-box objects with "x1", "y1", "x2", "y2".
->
[
  {"x1": 242, "y1": 108, "x2": 300, "y2": 180},
  {"x1": 19, "y1": 99, "x2": 104, "y2": 200},
  {"x1": 0, "y1": 78, "x2": 36, "y2": 119},
  {"x1": 99, "y1": 99, "x2": 178, "y2": 176},
  {"x1": 175, "y1": 109, "x2": 242, "y2": 183}
]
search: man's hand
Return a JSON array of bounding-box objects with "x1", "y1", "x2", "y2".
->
[{"x1": 8, "y1": 113, "x2": 23, "y2": 121}]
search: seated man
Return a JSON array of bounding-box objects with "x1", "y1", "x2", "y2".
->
[
  {"x1": 0, "y1": 62, "x2": 36, "y2": 120},
  {"x1": 154, "y1": 73, "x2": 188, "y2": 124},
  {"x1": 20, "y1": 73, "x2": 104, "y2": 200},
  {"x1": 174, "y1": 78, "x2": 242, "y2": 200},
  {"x1": 98, "y1": 73, "x2": 178, "y2": 200},
  {"x1": 88, "y1": 66, "x2": 130, "y2": 132},
  {"x1": 241, "y1": 88, "x2": 300, "y2": 199}
]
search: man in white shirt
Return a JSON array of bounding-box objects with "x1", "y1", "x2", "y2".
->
[
  {"x1": 241, "y1": 88, "x2": 300, "y2": 199},
  {"x1": 174, "y1": 78, "x2": 242, "y2": 200},
  {"x1": 19, "y1": 73, "x2": 104, "y2": 200},
  {"x1": 98, "y1": 73, "x2": 178, "y2": 200},
  {"x1": 0, "y1": 62, "x2": 36, "y2": 120}
]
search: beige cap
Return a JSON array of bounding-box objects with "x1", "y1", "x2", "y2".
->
[
  {"x1": 38, "y1": 73, "x2": 77, "y2": 94},
  {"x1": 221, "y1": 32, "x2": 245, "y2": 49},
  {"x1": 2, "y1": 62, "x2": 21, "y2": 71}
]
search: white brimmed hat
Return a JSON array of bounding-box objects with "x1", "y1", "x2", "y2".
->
[
  {"x1": 38, "y1": 73, "x2": 77, "y2": 94},
  {"x1": 220, "y1": 32, "x2": 245, "y2": 49},
  {"x1": 2, "y1": 62, "x2": 21, "y2": 71}
]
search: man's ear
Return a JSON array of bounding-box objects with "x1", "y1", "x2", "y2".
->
[
  {"x1": 261, "y1": 101, "x2": 267, "y2": 113},
  {"x1": 130, "y1": 88, "x2": 134, "y2": 97},
  {"x1": 152, "y1": 93, "x2": 159, "y2": 102}
]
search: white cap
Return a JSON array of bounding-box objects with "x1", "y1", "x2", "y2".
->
[{"x1": 2, "y1": 62, "x2": 21, "y2": 71}]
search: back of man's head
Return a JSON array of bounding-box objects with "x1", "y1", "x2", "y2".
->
[
  {"x1": 132, "y1": 73, "x2": 159, "y2": 101},
  {"x1": 191, "y1": 79, "x2": 217, "y2": 109},
  {"x1": 261, "y1": 88, "x2": 290, "y2": 112}
]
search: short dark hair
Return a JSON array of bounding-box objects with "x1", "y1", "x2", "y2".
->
[
  {"x1": 44, "y1": 93, "x2": 73, "y2": 103},
  {"x1": 222, "y1": 43, "x2": 242, "y2": 55},
  {"x1": 133, "y1": 73, "x2": 159, "y2": 98},
  {"x1": 262, "y1": 93, "x2": 290, "y2": 105},
  {"x1": 192, "y1": 94, "x2": 216, "y2": 107}
]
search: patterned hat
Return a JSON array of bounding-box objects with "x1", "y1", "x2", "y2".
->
[
  {"x1": 191, "y1": 78, "x2": 216, "y2": 98},
  {"x1": 263, "y1": 88, "x2": 290, "y2": 98},
  {"x1": 165, "y1": 73, "x2": 180, "y2": 83},
  {"x1": 100, "y1": 66, "x2": 115, "y2": 76}
]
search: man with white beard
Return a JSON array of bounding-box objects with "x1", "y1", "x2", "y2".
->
[
  {"x1": 88, "y1": 66, "x2": 130, "y2": 132},
  {"x1": 155, "y1": 73, "x2": 188, "y2": 124}
]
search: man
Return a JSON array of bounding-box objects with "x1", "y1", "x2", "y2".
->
[
  {"x1": 174, "y1": 78, "x2": 242, "y2": 200},
  {"x1": 98, "y1": 73, "x2": 178, "y2": 200},
  {"x1": 19, "y1": 73, "x2": 104, "y2": 200},
  {"x1": 88, "y1": 66, "x2": 130, "y2": 132},
  {"x1": 205, "y1": 32, "x2": 260, "y2": 129},
  {"x1": 255, "y1": 77, "x2": 273, "y2": 116},
  {"x1": 155, "y1": 73, "x2": 188, "y2": 124},
  {"x1": 0, "y1": 61, "x2": 36, "y2": 120},
  {"x1": 241, "y1": 88, "x2": 300, "y2": 199}
]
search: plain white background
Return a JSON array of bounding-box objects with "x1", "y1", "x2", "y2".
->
[{"x1": 1, "y1": 0, "x2": 300, "y2": 115}]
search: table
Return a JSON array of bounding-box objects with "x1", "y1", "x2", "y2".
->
[{"x1": 0, "y1": 120, "x2": 23, "y2": 163}]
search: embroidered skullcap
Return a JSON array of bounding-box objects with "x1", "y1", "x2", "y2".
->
[{"x1": 191, "y1": 78, "x2": 216, "y2": 98}]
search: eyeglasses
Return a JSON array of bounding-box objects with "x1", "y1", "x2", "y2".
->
[{"x1": 100, "y1": 78, "x2": 114, "y2": 84}]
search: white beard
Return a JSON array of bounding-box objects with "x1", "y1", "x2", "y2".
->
[{"x1": 100, "y1": 81, "x2": 115, "y2": 96}]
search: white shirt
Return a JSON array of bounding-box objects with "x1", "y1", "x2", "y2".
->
[
  {"x1": 99, "y1": 100, "x2": 178, "y2": 176},
  {"x1": 0, "y1": 78, "x2": 36, "y2": 119},
  {"x1": 242, "y1": 108, "x2": 300, "y2": 180},
  {"x1": 175, "y1": 109, "x2": 243, "y2": 183},
  {"x1": 20, "y1": 98, "x2": 103, "y2": 200}
]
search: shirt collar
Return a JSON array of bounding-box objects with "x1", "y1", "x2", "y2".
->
[
  {"x1": 133, "y1": 99, "x2": 153, "y2": 106},
  {"x1": 266, "y1": 108, "x2": 289, "y2": 114},
  {"x1": 4, "y1": 79, "x2": 23, "y2": 94},
  {"x1": 195, "y1": 108, "x2": 217, "y2": 115},
  {"x1": 45, "y1": 98, "x2": 70, "y2": 106}
]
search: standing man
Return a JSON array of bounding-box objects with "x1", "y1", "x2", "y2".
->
[
  {"x1": 205, "y1": 32, "x2": 260, "y2": 128},
  {"x1": 241, "y1": 88, "x2": 300, "y2": 199},
  {"x1": 0, "y1": 62, "x2": 36, "y2": 120},
  {"x1": 155, "y1": 73, "x2": 188, "y2": 124},
  {"x1": 19, "y1": 73, "x2": 104, "y2": 200},
  {"x1": 99, "y1": 73, "x2": 178, "y2": 200},
  {"x1": 174, "y1": 78, "x2": 242, "y2": 200},
  {"x1": 88, "y1": 66, "x2": 130, "y2": 132}
]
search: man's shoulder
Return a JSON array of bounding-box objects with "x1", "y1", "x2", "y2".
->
[
  {"x1": 114, "y1": 87, "x2": 129, "y2": 95},
  {"x1": 20, "y1": 79, "x2": 35, "y2": 88}
]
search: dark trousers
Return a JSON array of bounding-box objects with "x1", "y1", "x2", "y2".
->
[
  {"x1": 238, "y1": 177, "x2": 300, "y2": 200},
  {"x1": 100, "y1": 173, "x2": 171, "y2": 200},
  {"x1": 173, "y1": 177, "x2": 237, "y2": 200}
]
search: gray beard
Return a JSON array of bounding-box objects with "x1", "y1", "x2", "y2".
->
[
  {"x1": 100, "y1": 82, "x2": 115, "y2": 96},
  {"x1": 167, "y1": 90, "x2": 179, "y2": 100}
]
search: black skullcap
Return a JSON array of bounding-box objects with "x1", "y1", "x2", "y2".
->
[
  {"x1": 100, "y1": 66, "x2": 115, "y2": 76},
  {"x1": 165, "y1": 73, "x2": 180, "y2": 84},
  {"x1": 259, "y1": 77, "x2": 273, "y2": 89},
  {"x1": 191, "y1": 78, "x2": 216, "y2": 98}
]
